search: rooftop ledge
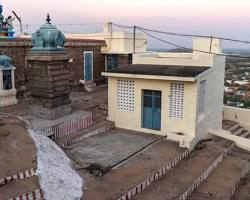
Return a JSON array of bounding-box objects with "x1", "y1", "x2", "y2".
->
[{"x1": 102, "y1": 64, "x2": 211, "y2": 82}]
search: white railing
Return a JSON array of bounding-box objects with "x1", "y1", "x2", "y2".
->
[
  {"x1": 40, "y1": 113, "x2": 93, "y2": 139},
  {"x1": 61, "y1": 122, "x2": 114, "y2": 147}
]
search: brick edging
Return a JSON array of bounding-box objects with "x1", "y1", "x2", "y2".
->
[
  {"x1": 117, "y1": 149, "x2": 191, "y2": 200},
  {"x1": 0, "y1": 168, "x2": 36, "y2": 187},
  {"x1": 225, "y1": 161, "x2": 250, "y2": 200},
  {"x1": 8, "y1": 188, "x2": 43, "y2": 200}
]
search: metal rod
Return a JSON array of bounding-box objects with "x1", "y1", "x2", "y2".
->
[{"x1": 133, "y1": 25, "x2": 136, "y2": 53}]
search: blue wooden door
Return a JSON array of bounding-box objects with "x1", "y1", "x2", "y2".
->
[
  {"x1": 84, "y1": 52, "x2": 93, "y2": 81},
  {"x1": 142, "y1": 90, "x2": 161, "y2": 130}
]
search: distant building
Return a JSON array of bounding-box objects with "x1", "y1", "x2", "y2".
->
[
  {"x1": 226, "y1": 80, "x2": 232, "y2": 85},
  {"x1": 65, "y1": 22, "x2": 147, "y2": 71},
  {"x1": 234, "y1": 80, "x2": 249, "y2": 85},
  {"x1": 103, "y1": 38, "x2": 226, "y2": 149},
  {"x1": 225, "y1": 87, "x2": 233, "y2": 93},
  {"x1": 236, "y1": 91, "x2": 246, "y2": 96}
]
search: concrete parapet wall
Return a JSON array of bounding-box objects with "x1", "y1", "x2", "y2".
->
[
  {"x1": 210, "y1": 129, "x2": 250, "y2": 152},
  {"x1": 223, "y1": 106, "x2": 250, "y2": 131}
]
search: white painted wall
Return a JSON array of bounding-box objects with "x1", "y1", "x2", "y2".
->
[
  {"x1": 107, "y1": 77, "x2": 198, "y2": 139},
  {"x1": 223, "y1": 106, "x2": 250, "y2": 131},
  {"x1": 210, "y1": 129, "x2": 250, "y2": 152},
  {"x1": 194, "y1": 55, "x2": 226, "y2": 143}
]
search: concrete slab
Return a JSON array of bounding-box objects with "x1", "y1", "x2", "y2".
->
[{"x1": 68, "y1": 128, "x2": 161, "y2": 168}]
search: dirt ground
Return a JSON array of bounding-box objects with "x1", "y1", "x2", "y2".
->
[
  {"x1": 70, "y1": 85, "x2": 108, "y2": 111},
  {"x1": 233, "y1": 172, "x2": 250, "y2": 200},
  {"x1": 0, "y1": 116, "x2": 39, "y2": 199},
  {"x1": 132, "y1": 138, "x2": 229, "y2": 200},
  {"x1": 77, "y1": 136, "x2": 185, "y2": 200},
  {"x1": 0, "y1": 85, "x2": 108, "y2": 123},
  {"x1": 189, "y1": 147, "x2": 250, "y2": 200}
]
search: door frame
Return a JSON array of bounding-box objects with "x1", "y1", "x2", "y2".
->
[
  {"x1": 83, "y1": 51, "x2": 94, "y2": 81},
  {"x1": 141, "y1": 89, "x2": 162, "y2": 131}
]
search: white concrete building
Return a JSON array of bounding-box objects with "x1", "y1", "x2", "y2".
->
[
  {"x1": 102, "y1": 38, "x2": 226, "y2": 149},
  {"x1": 65, "y1": 22, "x2": 147, "y2": 71}
]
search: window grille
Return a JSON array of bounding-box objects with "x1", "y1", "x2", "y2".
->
[
  {"x1": 117, "y1": 79, "x2": 135, "y2": 112},
  {"x1": 128, "y1": 54, "x2": 133, "y2": 64},
  {"x1": 169, "y1": 82, "x2": 184, "y2": 119},
  {"x1": 3, "y1": 70, "x2": 12, "y2": 90},
  {"x1": 198, "y1": 80, "x2": 206, "y2": 114},
  {"x1": 107, "y1": 54, "x2": 118, "y2": 70}
]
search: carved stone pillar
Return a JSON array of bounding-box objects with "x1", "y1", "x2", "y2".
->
[{"x1": 27, "y1": 14, "x2": 72, "y2": 119}]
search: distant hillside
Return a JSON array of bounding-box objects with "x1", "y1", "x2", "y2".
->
[{"x1": 149, "y1": 47, "x2": 250, "y2": 56}]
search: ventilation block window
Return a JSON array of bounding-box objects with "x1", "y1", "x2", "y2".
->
[
  {"x1": 198, "y1": 80, "x2": 207, "y2": 114},
  {"x1": 169, "y1": 82, "x2": 184, "y2": 119},
  {"x1": 117, "y1": 79, "x2": 135, "y2": 112}
]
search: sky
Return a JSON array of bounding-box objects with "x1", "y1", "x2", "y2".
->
[{"x1": 2, "y1": 0, "x2": 250, "y2": 48}]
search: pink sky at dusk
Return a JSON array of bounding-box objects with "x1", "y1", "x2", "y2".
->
[{"x1": 2, "y1": 0, "x2": 250, "y2": 48}]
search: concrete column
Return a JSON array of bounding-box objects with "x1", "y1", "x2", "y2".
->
[
  {"x1": 11, "y1": 69, "x2": 15, "y2": 89},
  {"x1": 0, "y1": 70, "x2": 3, "y2": 90}
]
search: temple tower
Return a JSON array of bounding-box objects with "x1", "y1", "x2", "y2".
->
[
  {"x1": 27, "y1": 14, "x2": 72, "y2": 120},
  {"x1": 0, "y1": 2, "x2": 15, "y2": 38}
]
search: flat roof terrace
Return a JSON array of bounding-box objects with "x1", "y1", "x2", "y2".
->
[{"x1": 102, "y1": 64, "x2": 211, "y2": 81}]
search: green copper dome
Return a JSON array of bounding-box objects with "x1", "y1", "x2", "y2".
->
[
  {"x1": 0, "y1": 55, "x2": 13, "y2": 70},
  {"x1": 31, "y1": 14, "x2": 66, "y2": 52}
]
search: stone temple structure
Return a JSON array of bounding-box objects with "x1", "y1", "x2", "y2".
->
[
  {"x1": 27, "y1": 14, "x2": 72, "y2": 120},
  {"x1": 0, "y1": 2, "x2": 15, "y2": 38},
  {"x1": 0, "y1": 55, "x2": 17, "y2": 107}
]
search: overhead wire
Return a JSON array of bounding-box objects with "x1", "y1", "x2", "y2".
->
[
  {"x1": 137, "y1": 27, "x2": 250, "y2": 59},
  {"x1": 137, "y1": 26, "x2": 250, "y2": 44},
  {"x1": 112, "y1": 23, "x2": 250, "y2": 44},
  {"x1": 111, "y1": 23, "x2": 250, "y2": 58}
]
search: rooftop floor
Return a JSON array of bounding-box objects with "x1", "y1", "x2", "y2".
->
[
  {"x1": 66, "y1": 128, "x2": 185, "y2": 200},
  {"x1": 68, "y1": 128, "x2": 161, "y2": 168}
]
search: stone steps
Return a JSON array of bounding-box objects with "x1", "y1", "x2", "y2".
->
[
  {"x1": 228, "y1": 123, "x2": 240, "y2": 132},
  {"x1": 131, "y1": 140, "x2": 229, "y2": 200},
  {"x1": 188, "y1": 147, "x2": 249, "y2": 200},
  {"x1": 233, "y1": 127, "x2": 245, "y2": 136},
  {"x1": 223, "y1": 120, "x2": 250, "y2": 139}
]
